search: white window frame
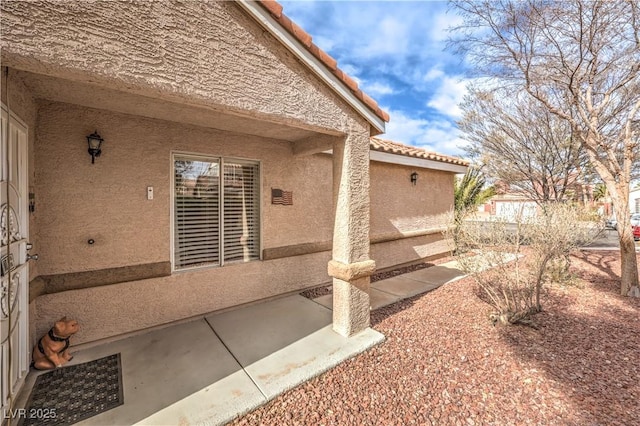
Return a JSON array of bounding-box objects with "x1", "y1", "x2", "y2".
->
[{"x1": 170, "y1": 151, "x2": 262, "y2": 272}]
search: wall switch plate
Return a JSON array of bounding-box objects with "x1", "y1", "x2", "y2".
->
[{"x1": 147, "y1": 186, "x2": 153, "y2": 200}]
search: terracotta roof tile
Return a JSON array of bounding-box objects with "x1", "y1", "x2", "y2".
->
[
  {"x1": 277, "y1": 14, "x2": 294, "y2": 33},
  {"x1": 290, "y1": 20, "x2": 312, "y2": 48},
  {"x1": 370, "y1": 137, "x2": 469, "y2": 167},
  {"x1": 361, "y1": 92, "x2": 378, "y2": 112},
  {"x1": 376, "y1": 108, "x2": 390, "y2": 122},
  {"x1": 316, "y1": 49, "x2": 337, "y2": 71},
  {"x1": 340, "y1": 72, "x2": 358, "y2": 92},
  {"x1": 259, "y1": 0, "x2": 282, "y2": 18},
  {"x1": 256, "y1": 0, "x2": 389, "y2": 123}
]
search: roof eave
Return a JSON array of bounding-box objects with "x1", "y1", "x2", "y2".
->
[
  {"x1": 370, "y1": 150, "x2": 469, "y2": 173},
  {"x1": 237, "y1": 0, "x2": 386, "y2": 134}
]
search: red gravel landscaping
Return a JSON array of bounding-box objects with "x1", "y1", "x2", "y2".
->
[{"x1": 233, "y1": 251, "x2": 640, "y2": 426}]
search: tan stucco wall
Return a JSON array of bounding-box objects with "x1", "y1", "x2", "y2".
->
[
  {"x1": 1, "y1": 0, "x2": 457, "y2": 343},
  {"x1": 35, "y1": 251, "x2": 331, "y2": 345},
  {"x1": 35, "y1": 102, "x2": 335, "y2": 275},
  {"x1": 30, "y1": 102, "x2": 335, "y2": 343},
  {"x1": 0, "y1": 0, "x2": 380, "y2": 344},
  {"x1": 31, "y1": 101, "x2": 456, "y2": 343},
  {"x1": 370, "y1": 161, "x2": 454, "y2": 234},
  {"x1": 0, "y1": 0, "x2": 368, "y2": 136},
  {"x1": 31, "y1": 103, "x2": 456, "y2": 343},
  {"x1": 369, "y1": 161, "x2": 454, "y2": 268},
  {"x1": 371, "y1": 234, "x2": 450, "y2": 271}
]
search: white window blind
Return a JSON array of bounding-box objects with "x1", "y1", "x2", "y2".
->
[{"x1": 173, "y1": 155, "x2": 260, "y2": 270}]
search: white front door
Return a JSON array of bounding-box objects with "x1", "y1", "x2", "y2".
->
[{"x1": 0, "y1": 106, "x2": 29, "y2": 413}]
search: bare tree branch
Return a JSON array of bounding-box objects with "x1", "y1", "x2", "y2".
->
[{"x1": 450, "y1": 0, "x2": 640, "y2": 295}]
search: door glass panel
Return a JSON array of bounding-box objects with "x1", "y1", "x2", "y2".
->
[
  {"x1": 10, "y1": 127, "x2": 19, "y2": 186},
  {"x1": 174, "y1": 158, "x2": 220, "y2": 269},
  {"x1": 0, "y1": 117, "x2": 5, "y2": 181},
  {"x1": 223, "y1": 161, "x2": 260, "y2": 263}
]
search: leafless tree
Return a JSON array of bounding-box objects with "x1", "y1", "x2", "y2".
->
[
  {"x1": 451, "y1": 0, "x2": 640, "y2": 296},
  {"x1": 459, "y1": 88, "x2": 587, "y2": 203}
]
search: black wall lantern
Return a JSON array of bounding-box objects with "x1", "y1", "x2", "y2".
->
[
  {"x1": 86, "y1": 130, "x2": 103, "y2": 164},
  {"x1": 410, "y1": 171, "x2": 418, "y2": 185}
]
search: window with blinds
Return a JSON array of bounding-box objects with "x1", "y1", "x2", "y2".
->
[{"x1": 173, "y1": 155, "x2": 260, "y2": 270}]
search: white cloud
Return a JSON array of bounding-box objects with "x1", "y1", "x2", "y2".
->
[
  {"x1": 361, "y1": 16, "x2": 410, "y2": 57},
  {"x1": 426, "y1": 76, "x2": 469, "y2": 119},
  {"x1": 422, "y1": 67, "x2": 445, "y2": 82},
  {"x1": 313, "y1": 35, "x2": 337, "y2": 53},
  {"x1": 363, "y1": 81, "x2": 396, "y2": 96},
  {"x1": 382, "y1": 110, "x2": 430, "y2": 145},
  {"x1": 430, "y1": 11, "x2": 463, "y2": 42},
  {"x1": 279, "y1": 1, "x2": 464, "y2": 90},
  {"x1": 381, "y1": 108, "x2": 468, "y2": 157}
]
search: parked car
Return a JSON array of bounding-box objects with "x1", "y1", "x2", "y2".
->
[
  {"x1": 606, "y1": 214, "x2": 639, "y2": 237},
  {"x1": 631, "y1": 214, "x2": 640, "y2": 241}
]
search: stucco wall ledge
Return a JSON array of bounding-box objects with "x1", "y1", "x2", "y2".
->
[
  {"x1": 29, "y1": 262, "x2": 171, "y2": 299},
  {"x1": 371, "y1": 226, "x2": 448, "y2": 244}
]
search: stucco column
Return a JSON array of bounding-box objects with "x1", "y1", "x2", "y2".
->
[{"x1": 329, "y1": 131, "x2": 375, "y2": 337}]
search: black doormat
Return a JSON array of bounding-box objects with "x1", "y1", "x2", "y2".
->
[{"x1": 18, "y1": 353, "x2": 123, "y2": 426}]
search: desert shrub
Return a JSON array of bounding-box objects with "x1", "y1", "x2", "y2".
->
[
  {"x1": 449, "y1": 203, "x2": 603, "y2": 325},
  {"x1": 525, "y1": 203, "x2": 604, "y2": 292}
]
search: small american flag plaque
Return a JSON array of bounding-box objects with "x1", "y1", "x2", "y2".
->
[{"x1": 272, "y1": 188, "x2": 293, "y2": 205}]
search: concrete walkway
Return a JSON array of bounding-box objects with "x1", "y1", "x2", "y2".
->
[
  {"x1": 14, "y1": 260, "x2": 466, "y2": 426},
  {"x1": 313, "y1": 260, "x2": 465, "y2": 311}
]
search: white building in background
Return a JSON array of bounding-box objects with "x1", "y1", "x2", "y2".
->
[{"x1": 630, "y1": 187, "x2": 640, "y2": 214}]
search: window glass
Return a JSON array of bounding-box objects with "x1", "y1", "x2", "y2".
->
[{"x1": 174, "y1": 155, "x2": 260, "y2": 270}]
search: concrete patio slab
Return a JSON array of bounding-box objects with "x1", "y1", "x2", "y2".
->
[
  {"x1": 68, "y1": 319, "x2": 261, "y2": 426},
  {"x1": 206, "y1": 294, "x2": 384, "y2": 400},
  {"x1": 371, "y1": 275, "x2": 442, "y2": 299},
  {"x1": 401, "y1": 264, "x2": 465, "y2": 285},
  {"x1": 244, "y1": 325, "x2": 384, "y2": 399},
  {"x1": 313, "y1": 288, "x2": 401, "y2": 311},
  {"x1": 205, "y1": 295, "x2": 332, "y2": 367},
  {"x1": 14, "y1": 294, "x2": 385, "y2": 426},
  {"x1": 137, "y1": 369, "x2": 266, "y2": 426},
  {"x1": 313, "y1": 293, "x2": 333, "y2": 309}
]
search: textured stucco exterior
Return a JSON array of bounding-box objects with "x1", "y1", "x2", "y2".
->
[
  {"x1": 370, "y1": 161, "x2": 454, "y2": 269},
  {"x1": 370, "y1": 161, "x2": 454, "y2": 235},
  {"x1": 33, "y1": 102, "x2": 335, "y2": 275},
  {"x1": 29, "y1": 101, "x2": 339, "y2": 343},
  {"x1": 28, "y1": 102, "x2": 454, "y2": 343},
  {"x1": 35, "y1": 251, "x2": 332, "y2": 345},
  {"x1": 1, "y1": 0, "x2": 456, "y2": 345},
  {"x1": 0, "y1": 1, "x2": 370, "y2": 136},
  {"x1": 29, "y1": 102, "x2": 454, "y2": 343}
]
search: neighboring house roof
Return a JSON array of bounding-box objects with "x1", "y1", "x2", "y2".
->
[
  {"x1": 253, "y1": 0, "x2": 390, "y2": 124},
  {"x1": 370, "y1": 137, "x2": 469, "y2": 167}
]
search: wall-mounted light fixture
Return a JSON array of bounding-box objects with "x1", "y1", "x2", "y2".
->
[
  {"x1": 86, "y1": 130, "x2": 104, "y2": 164},
  {"x1": 410, "y1": 171, "x2": 418, "y2": 186}
]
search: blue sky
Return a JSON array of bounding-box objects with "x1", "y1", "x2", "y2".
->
[{"x1": 279, "y1": 0, "x2": 469, "y2": 157}]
